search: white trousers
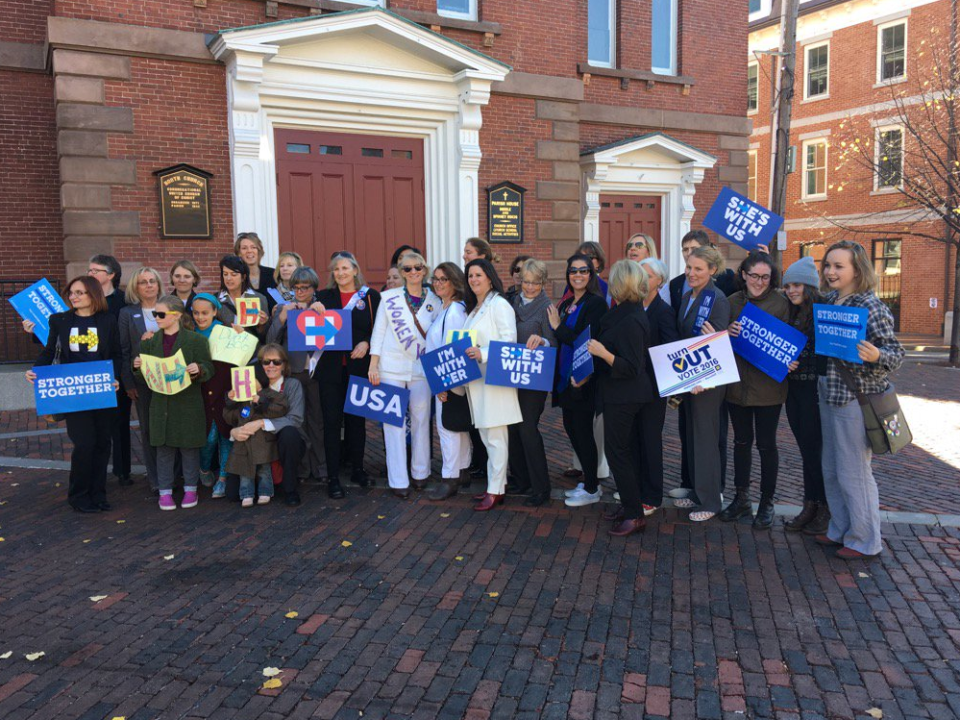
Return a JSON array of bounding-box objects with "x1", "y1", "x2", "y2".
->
[
  {"x1": 571, "y1": 413, "x2": 610, "y2": 478},
  {"x1": 382, "y1": 374, "x2": 431, "y2": 489},
  {"x1": 435, "y1": 397, "x2": 471, "y2": 479},
  {"x1": 480, "y1": 425, "x2": 510, "y2": 495}
]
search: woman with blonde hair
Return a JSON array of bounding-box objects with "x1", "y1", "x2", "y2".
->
[
  {"x1": 272, "y1": 251, "x2": 303, "y2": 304},
  {"x1": 234, "y1": 231, "x2": 277, "y2": 299},
  {"x1": 462, "y1": 237, "x2": 501, "y2": 265},
  {"x1": 625, "y1": 233, "x2": 658, "y2": 263}
]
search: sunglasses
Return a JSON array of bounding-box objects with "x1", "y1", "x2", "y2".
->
[
  {"x1": 567, "y1": 267, "x2": 591, "y2": 276},
  {"x1": 153, "y1": 311, "x2": 181, "y2": 320},
  {"x1": 401, "y1": 265, "x2": 425, "y2": 273},
  {"x1": 625, "y1": 242, "x2": 644, "y2": 250},
  {"x1": 262, "y1": 358, "x2": 284, "y2": 366}
]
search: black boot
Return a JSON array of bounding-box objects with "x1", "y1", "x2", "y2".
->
[
  {"x1": 327, "y1": 477, "x2": 345, "y2": 499},
  {"x1": 802, "y1": 503, "x2": 831, "y2": 535},
  {"x1": 458, "y1": 468, "x2": 473, "y2": 489},
  {"x1": 719, "y1": 490, "x2": 753, "y2": 522},
  {"x1": 426, "y1": 481, "x2": 457, "y2": 501},
  {"x1": 753, "y1": 496, "x2": 775, "y2": 530},
  {"x1": 784, "y1": 500, "x2": 818, "y2": 532}
]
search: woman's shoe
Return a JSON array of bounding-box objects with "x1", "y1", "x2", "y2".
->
[
  {"x1": 718, "y1": 490, "x2": 753, "y2": 522},
  {"x1": 392, "y1": 488, "x2": 410, "y2": 499},
  {"x1": 241, "y1": 497, "x2": 254, "y2": 508},
  {"x1": 523, "y1": 491, "x2": 550, "y2": 507},
  {"x1": 412, "y1": 477, "x2": 428, "y2": 491},
  {"x1": 608, "y1": 518, "x2": 645, "y2": 536},
  {"x1": 70, "y1": 503, "x2": 99, "y2": 514},
  {"x1": 211, "y1": 479, "x2": 226, "y2": 499},
  {"x1": 96, "y1": 501, "x2": 112, "y2": 512},
  {"x1": 673, "y1": 498, "x2": 697, "y2": 509},
  {"x1": 257, "y1": 495, "x2": 271, "y2": 505},
  {"x1": 472, "y1": 491, "x2": 489, "y2": 501},
  {"x1": 181, "y1": 491, "x2": 198, "y2": 509},
  {"x1": 813, "y1": 534, "x2": 841, "y2": 546},
  {"x1": 668, "y1": 487, "x2": 691, "y2": 499},
  {"x1": 642, "y1": 504, "x2": 659, "y2": 516},
  {"x1": 426, "y1": 482, "x2": 457, "y2": 501},
  {"x1": 602, "y1": 506, "x2": 625, "y2": 522},
  {"x1": 835, "y1": 546, "x2": 879, "y2": 560},
  {"x1": 474, "y1": 493, "x2": 504, "y2": 511},
  {"x1": 802, "y1": 504, "x2": 831, "y2": 536},
  {"x1": 327, "y1": 478, "x2": 346, "y2": 499},
  {"x1": 752, "y1": 497, "x2": 775, "y2": 530},
  {"x1": 689, "y1": 511, "x2": 716, "y2": 522},
  {"x1": 784, "y1": 500, "x2": 819, "y2": 532}
]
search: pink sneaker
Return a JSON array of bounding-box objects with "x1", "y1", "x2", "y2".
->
[
  {"x1": 158, "y1": 494, "x2": 176, "y2": 511},
  {"x1": 181, "y1": 490, "x2": 198, "y2": 509}
]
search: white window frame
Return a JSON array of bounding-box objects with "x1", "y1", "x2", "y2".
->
[
  {"x1": 876, "y1": 19, "x2": 907, "y2": 84},
  {"x1": 747, "y1": 150, "x2": 758, "y2": 202},
  {"x1": 651, "y1": 0, "x2": 678, "y2": 76},
  {"x1": 801, "y1": 139, "x2": 828, "y2": 200},
  {"x1": 874, "y1": 124, "x2": 904, "y2": 191},
  {"x1": 587, "y1": 0, "x2": 616, "y2": 68},
  {"x1": 437, "y1": 0, "x2": 477, "y2": 21},
  {"x1": 803, "y1": 40, "x2": 830, "y2": 101},
  {"x1": 748, "y1": 0, "x2": 772, "y2": 23},
  {"x1": 747, "y1": 61, "x2": 759, "y2": 115}
]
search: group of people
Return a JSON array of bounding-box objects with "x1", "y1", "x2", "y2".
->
[{"x1": 26, "y1": 228, "x2": 904, "y2": 559}]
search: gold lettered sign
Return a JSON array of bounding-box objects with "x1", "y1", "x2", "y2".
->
[
  {"x1": 487, "y1": 181, "x2": 525, "y2": 244},
  {"x1": 154, "y1": 164, "x2": 213, "y2": 239}
]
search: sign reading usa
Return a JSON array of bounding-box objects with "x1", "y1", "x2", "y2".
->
[
  {"x1": 729, "y1": 303, "x2": 807, "y2": 382},
  {"x1": 33, "y1": 360, "x2": 117, "y2": 416},
  {"x1": 648, "y1": 331, "x2": 740, "y2": 397},
  {"x1": 484, "y1": 342, "x2": 557, "y2": 392},
  {"x1": 703, "y1": 188, "x2": 784, "y2": 251},
  {"x1": 420, "y1": 337, "x2": 482, "y2": 395},
  {"x1": 343, "y1": 375, "x2": 409, "y2": 427},
  {"x1": 287, "y1": 309, "x2": 353, "y2": 352}
]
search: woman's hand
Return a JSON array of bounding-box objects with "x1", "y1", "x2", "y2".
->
[
  {"x1": 22, "y1": 319, "x2": 35, "y2": 335},
  {"x1": 570, "y1": 375, "x2": 590, "y2": 388},
  {"x1": 278, "y1": 304, "x2": 291, "y2": 325},
  {"x1": 309, "y1": 301, "x2": 327, "y2": 315},
  {"x1": 186, "y1": 362, "x2": 201, "y2": 377},
  {"x1": 25, "y1": 369, "x2": 36, "y2": 384},
  {"x1": 465, "y1": 346, "x2": 482, "y2": 361},
  {"x1": 727, "y1": 321, "x2": 742, "y2": 338},
  {"x1": 690, "y1": 385, "x2": 706, "y2": 395},
  {"x1": 526, "y1": 334, "x2": 545, "y2": 350},
  {"x1": 701, "y1": 321, "x2": 716, "y2": 335},
  {"x1": 437, "y1": 391, "x2": 448, "y2": 403},
  {"x1": 585, "y1": 339, "x2": 606, "y2": 357},
  {"x1": 755, "y1": 243, "x2": 770, "y2": 255},
  {"x1": 857, "y1": 340, "x2": 881, "y2": 363},
  {"x1": 257, "y1": 311, "x2": 269, "y2": 326},
  {"x1": 368, "y1": 360, "x2": 380, "y2": 386},
  {"x1": 141, "y1": 331, "x2": 154, "y2": 342},
  {"x1": 232, "y1": 323, "x2": 245, "y2": 334},
  {"x1": 133, "y1": 356, "x2": 142, "y2": 369},
  {"x1": 112, "y1": 381, "x2": 120, "y2": 392},
  {"x1": 787, "y1": 360, "x2": 799, "y2": 372},
  {"x1": 351, "y1": 341, "x2": 370, "y2": 360},
  {"x1": 546, "y1": 305, "x2": 561, "y2": 331},
  {"x1": 127, "y1": 387, "x2": 139, "y2": 401}
]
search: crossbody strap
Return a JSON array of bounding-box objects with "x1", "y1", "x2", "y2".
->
[{"x1": 834, "y1": 361, "x2": 868, "y2": 405}]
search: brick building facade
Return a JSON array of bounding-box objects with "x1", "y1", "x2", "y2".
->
[{"x1": 748, "y1": 0, "x2": 957, "y2": 336}]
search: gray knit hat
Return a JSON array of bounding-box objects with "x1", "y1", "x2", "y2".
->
[{"x1": 782, "y1": 256, "x2": 819, "y2": 289}]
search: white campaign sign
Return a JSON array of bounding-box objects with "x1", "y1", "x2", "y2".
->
[{"x1": 648, "y1": 331, "x2": 741, "y2": 397}]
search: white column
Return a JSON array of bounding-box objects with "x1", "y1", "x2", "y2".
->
[{"x1": 455, "y1": 77, "x2": 492, "y2": 252}]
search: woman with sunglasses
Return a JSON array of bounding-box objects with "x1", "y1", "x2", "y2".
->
[
  {"x1": 217, "y1": 255, "x2": 269, "y2": 338},
  {"x1": 27, "y1": 276, "x2": 122, "y2": 513},
  {"x1": 625, "y1": 233, "x2": 658, "y2": 263},
  {"x1": 505, "y1": 254, "x2": 531, "y2": 302},
  {"x1": 369, "y1": 251, "x2": 441, "y2": 497}
]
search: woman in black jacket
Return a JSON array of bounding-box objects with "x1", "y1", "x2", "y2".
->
[
  {"x1": 27, "y1": 276, "x2": 122, "y2": 513},
  {"x1": 587, "y1": 261, "x2": 654, "y2": 536},
  {"x1": 549, "y1": 253, "x2": 608, "y2": 508}
]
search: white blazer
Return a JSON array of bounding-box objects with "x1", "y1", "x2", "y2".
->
[
  {"x1": 462, "y1": 293, "x2": 522, "y2": 429},
  {"x1": 425, "y1": 301, "x2": 467, "y2": 353},
  {"x1": 370, "y1": 286, "x2": 442, "y2": 380}
]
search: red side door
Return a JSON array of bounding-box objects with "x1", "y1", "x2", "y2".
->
[{"x1": 598, "y1": 194, "x2": 663, "y2": 267}]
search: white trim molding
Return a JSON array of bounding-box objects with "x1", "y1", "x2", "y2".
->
[{"x1": 209, "y1": 8, "x2": 509, "y2": 266}]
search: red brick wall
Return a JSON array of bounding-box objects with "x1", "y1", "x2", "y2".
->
[{"x1": 1, "y1": 0, "x2": 54, "y2": 43}]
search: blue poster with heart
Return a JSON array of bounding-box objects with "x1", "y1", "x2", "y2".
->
[
  {"x1": 420, "y1": 336, "x2": 482, "y2": 395},
  {"x1": 484, "y1": 342, "x2": 557, "y2": 392},
  {"x1": 287, "y1": 309, "x2": 353, "y2": 352},
  {"x1": 703, "y1": 187, "x2": 784, "y2": 251}
]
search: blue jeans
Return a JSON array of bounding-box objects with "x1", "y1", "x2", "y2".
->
[
  {"x1": 199, "y1": 422, "x2": 231, "y2": 477},
  {"x1": 239, "y1": 464, "x2": 274, "y2": 500}
]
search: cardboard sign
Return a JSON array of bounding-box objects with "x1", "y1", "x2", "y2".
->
[
  {"x1": 570, "y1": 327, "x2": 594, "y2": 385},
  {"x1": 140, "y1": 349, "x2": 192, "y2": 395},
  {"x1": 730, "y1": 303, "x2": 807, "y2": 382},
  {"x1": 33, "y1": 360, "x2": 117, "y2": 416},
  {"x1": 485, "y1": 342, "x2": 557, "y2": 392},
  {"x1": 703, "y1": 187, "x2": 784, "y2": 251},
  {"x1": 287, "y1": 309, "x2": 353, "y2": 352},
  {"x1": 236, "y1": 296, "x2": 262, "y2": 327},
  {"x1": 231, "y1": 366, "x2": 257, "y2": 402},
  {"x1": 420, "y1": 337, "x2": 482, "y2": 395},
  {"x1": 814, "y1": 303, "x2": 867, "y2": 364},
  {"x1": 209, "y1": 324, "x2": 259, "y2": 366},
  {"x1": 445, "y1": 328, "x2": 477, "y2": 345},
  {"x1": 8, "y1": 279, "x2": 68, "y2": 346},
  {"x1": 649, "y1": 331, "x2": 741, "y2": 397},
  {"x1": 343, "y1": 375, "x2": 409, "y2": 428}
]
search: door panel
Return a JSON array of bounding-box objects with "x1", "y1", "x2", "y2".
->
[{"x1": 599, "y1": 195, "x2": 662, "y2": 267}]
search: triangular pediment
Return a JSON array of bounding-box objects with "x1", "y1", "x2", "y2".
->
[{"x1": 581, "y1": 132, "x2": 717, "y2": 169}]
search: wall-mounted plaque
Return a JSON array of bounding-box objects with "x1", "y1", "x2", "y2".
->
[
  {"x1": 153, "y1": 164, "x2": 213, "y2": 239},
  {"x1": 487, "y1": 181, "x2": 525, "y2": 244}
]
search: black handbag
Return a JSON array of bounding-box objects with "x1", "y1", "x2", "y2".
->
[{"x1": 440, "y1": 390, "x2": 473, "y2": 432}]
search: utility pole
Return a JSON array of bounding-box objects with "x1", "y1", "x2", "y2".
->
[
  {"x1": 948, "y1": 0, "x2": 959, "y2": 365},
  {"x1": 768, "y1": 0, "x2": 800, "y2": 269}
]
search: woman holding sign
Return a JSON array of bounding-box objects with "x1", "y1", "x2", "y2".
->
[
  {"x1": 27, "y1": 276, "x2": 122, "y2": 513},
  {"x1": 369, "y1": 252, "x2": 441, "y2": 497},
  {"x1": 217, "y1": 255, "x2": 269, "y2": 338},
  {"x1": 721, "y1": 251, "x2": 790, "y2": 530},
  {"x1": 461, "y1": 259, "x2": 522, "y2": 511},
  {"x1": 815, "y1": 241, "x2": 903, "y2": 559}
]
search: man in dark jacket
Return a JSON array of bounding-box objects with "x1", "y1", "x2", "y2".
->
[{"x1": 668, "y1": 230, "x2": 737, "y2": 310}]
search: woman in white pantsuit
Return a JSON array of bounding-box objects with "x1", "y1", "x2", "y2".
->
[
  {"x1": 462, "y1": 259, "x2": 523, "y2": 511},
  {"x1": 368, "y1": 252, "x2": 441, "y2": 498}
]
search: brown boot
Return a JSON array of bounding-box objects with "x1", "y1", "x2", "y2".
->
[
  {"x1": 426, "y1": 481, "x2": 457, "y2": 501},
  {"x1": 803, "y1": 503, "x2": 831, "y2": 535},
  {"x1": 784, "y1": 501, "x2": 819, "y2": 533}
]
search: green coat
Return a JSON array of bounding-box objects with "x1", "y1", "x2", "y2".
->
[
  {"x1": 138, "y1": 329, "x2": 214, "y2": 448},
  {"x1": 726, "y1": 289, "x2": 791, "y2": 407}
]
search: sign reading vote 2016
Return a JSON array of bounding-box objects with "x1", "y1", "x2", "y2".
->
[
  {"x1": 485, "y1": 342, "x2": 557, "y2": 392},
  {"x1": 703, "y1": 187, "x2": 784, "y2": 251},
  {"x1": 421, "y1": 337, "x2": 482, "y2": 395},
  {"x1": 33, "y1": 360, "x2": 117, "y2": 416},
  {"x1": 343, "y1": 376, "x2": 409, "y2": 428},
  {"x1": 730, "y1": 303, "x2": 807, "y2": 382},
  {"x1": 287, "y1": 309, "x2": 352, "y2": 352}
]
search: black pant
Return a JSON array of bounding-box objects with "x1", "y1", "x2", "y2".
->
[
  {"x1": 638, "y1": 398, "x2": 667, "y2": 507},
  {"x1": 508, "y1": 389, "x2": 549, "y2": 494},
  {"x1": 680, "y1": 399, "x2": 728, "y2": 492},
  {"x1": 277, "y1": 426, "x2": 306, "y2": 498},
  {"x1": 728, "y1": 403, "x2": 782, "y2": 498},
  {"x1": 319, "y1": 365, "x2": 367, "y2": 479},
  {"x1": 604, "y1": 403, "x2": 643, "y2": 519},
  {"x1": 562, "y1": 404, "x2": 598, "y2": 493},
  {"x1": 66, "y1": 408, "x2": 115, "y2": 509},
  {"x1": 786, "y1": 379, "x2": 826, "y2": 503},
  {"x1": 111, "y1": 388, "x2": 131, "y2": 478},
  {"x1": 469, "y1": 427, "x2": 488, "y2": 469}
]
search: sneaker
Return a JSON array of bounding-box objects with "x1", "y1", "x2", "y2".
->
[
  {"x1": 668, "y1": 488, "x2": 692, "y2": 499},
  {"x1": 241, "y1": 497, "x2": 254, "y2": 508},
  {"x1": 257, "y1": 495, "x2": 271, "y2": 505},
  {"x1": 199, "y1": 470, "x2": 216, "y2": 488},
  {"x1": 564, "y1": 483, "x2": 586, "y2": 498},
  {"x1": 613, "y1": 491, "x2": 621, "y2": 501},
  {"x1": 565, "y1": 488, "x2": 602, "y2": 507},
  {"x1": 212, "y1": 480, "x2": 226, "y2": 499},
  {"x1": 181, "y1": 491, "x2": 198, "y2": 509},
  {"x1": 158, "y1": 494, "x2": 176, "y2": 511},
  {"x1": 643, "y1": 504, "x2": 659, "y2": 516}
]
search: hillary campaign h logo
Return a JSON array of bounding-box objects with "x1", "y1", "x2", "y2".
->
[{"x1": 287, "y1": 309, "x2": 352, "y2": 352}]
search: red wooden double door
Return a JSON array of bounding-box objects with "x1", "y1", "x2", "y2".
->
[
  {"x1": 598, "y1": 194, "x2": 662, "y2": 266},
  {"x1": 276, "y1": 129, "x2": 426, "y2": 284}
]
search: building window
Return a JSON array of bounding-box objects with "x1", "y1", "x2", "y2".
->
[
  {"x1": 747, "y1": 150, "x2": 758, "y2": 202},
  {"x1": 872, "y1": 238, "x2": 902, "y2": 275},
  {"x1": 804, "y1": 42, "x2": 829, "y2": 99},
  {"x1": 651, "y1": 0, "x2": 678, "y2": 75},
  {"x1": 437, "y1": 0, "x2": 476, "y2": 20},
  {"x1": 749, "y1": 0, "x2": 771, "y2": 22},
  {"x1": 800, "y1": 242, "x2": 826, "y2": 269},
  {"x1": 876, "y1": 125, "x2": 904, "y2": 189},
  {"x1": 588, "y1": 0, "x2": 616, "y2": 67},
  {"x1": 747, "y1": 62, "x2": 759, "y2": 113},
  {"x1": 801, "y1": 139, "x2": 827, "y2": 199},
  {"x1": 877, "y1": 21, "x2": 906, "y2": 82}
]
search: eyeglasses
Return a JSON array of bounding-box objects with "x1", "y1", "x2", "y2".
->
[
  {"x1": 153, "y1": 311, "x2": 181, "y2": 320},
  {"x1": 567, "y1": 267, "x2": 591, "y2": 276},
  {"x1": 262, "y1": 358, "x2": 284, "y2": 366},
  {"x1": 432, "y1": 276, "x2": 449, "y2": 285},
  {"x1": 293, "y1": 285, "x2": 315, "y2": 292},
  {"x1": 401, "y1": 265, "x2": 425, "y2": 273},
  {"x1": 68, "y1": 290, "x2": 88, "y2": 297},
  {"x1": 625, "y1": 242, "x2": 645, "y2": 250},
  {"x1": 87, "y1": 267, "x2": 108, "y2": 276},
  {"x1": 745, "y1": 272, "x2": 772, "y2": 282},
  {"x1": 138, "y1": 278, "x2": 158, "y2": 286}
]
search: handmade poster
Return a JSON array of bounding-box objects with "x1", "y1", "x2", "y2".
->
[
  {"x1": 287, "y1": 309, "x2": 353, "y2": 352},
  {"x1": 649, "y1": 331, "x2": 741, "y2": 397},
  {"x1": 8, "y1": 278, "x2": 68, "y2": 346},
  {"x1": 209, "y1": 324, "x2": 259, "y2": 366},
  {"x1": 420, "y1": 336, "x2": 482, "y2": 395},
  {"x1": 231, "y1": 366, "x2": 257, "y2": 402},
  {"x1": 140, "y1": 350, "x2": 192, "y2": 395},
  {"x1": 343, "y1": 375, "x2": 409, "y2": 428},
  {"x1": 33, "y1": 361, "x2": 117, "y2": 416},
  {"x1": 703, "y1": 187, "x2": 784, "y2": 251},
  {"x1": 236, "y1": 296, "x2": 262, "y2": 327},
  {"x1": 730, "y1": 303, "x2": 807, "y2": 382},
  {"x1": 445, "y1": 328, "x2": 478, "y2": 345},
  {"x1": 814, "y1": 304, "x2": 867, "y2": 364},
  {"x1": 570, "y1": 327, "x2": 594, "y2": 385},
  {"x1": 484, "y1": 342, "x2": 557, "y2": 392}
]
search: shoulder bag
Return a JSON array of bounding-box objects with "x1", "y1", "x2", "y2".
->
[{"x1": 836, "y1": 364, "x2": 912, "y2": 455}]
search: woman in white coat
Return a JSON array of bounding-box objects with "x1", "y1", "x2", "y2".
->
[
  {"x1": 462, "y1": 259, "x2": 523, "y2": 511},
  {"x1": 368, "y1": 252, "x2": 441, "y2": 498}
]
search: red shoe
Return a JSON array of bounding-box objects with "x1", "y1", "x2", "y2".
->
[
  {"x1": 813, "y1": 534, "x2": 842, "y2": 546},
  {"x1": 835, "y1": 546, "x2": 879, "y2": 560},
  {"x1": 608, "y1": 518, "x2": 646, "y2": 536},
  {"x1": 472, "y1": 492, "x2": 488, "y2": 501},
  {"x1": 474, "y1": 493, "x2": 504, "y2": 511}
]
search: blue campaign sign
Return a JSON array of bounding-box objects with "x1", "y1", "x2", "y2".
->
[
  {"x1": 730, "y1": 303, "x2": 807, "y2": 382},
  {"x1": 570, "y1": 327, "x2": 594, "y2": 384},
  {"x1": 287, "y1": 309, "x2": 353, "y2": 352},
  {"x1": 33, "y1": 361, "x2": 117, "y2": 416},
  {"x1": 420, "y1": 336, "x2": 482, "y2": 395},
  {"x1": 703, "y1": 187, "x2": 784, "y2": 251},
  {"x1": 485, "y1": 342, "x2": 557, "y2": 392},
  {"x1": 8, "y1": 279, "x2": 68, "y2": 346},
  {"x1": 814, "y1": 304, "x2": 868, "y2": 364},
  {"x1": 343, "y1": 375, "x2": 409, "y2": 427}
]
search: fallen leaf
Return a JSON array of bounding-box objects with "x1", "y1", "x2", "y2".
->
[
  {"x1": 858, "y1": 572, "x2": 870, "y2": 578},
  {"x1": 82, "y1": 539, "x2": 92, "y2": 544},
  {"x1": 440, "y1": 513, "x2": 450, "y2": 518},
  {"x1": 25, "y1": 652, "x2": 45, "y2": 661},
  {"x1": 55, "y1": 483, "x2": 61, "y2": 488},
  {"x1": 0, "y1": 651, "x2": 12, "y2": 659},
  {"x1": 341, "y1": 541, "x2": 352, "y2": 548},
  {"x1": 487, "y1": 592, "x2": 499, "y2": 598},
  {"x1": 89, "y1": 595, "x2": 108, "y2": 602},
  {"x1": 111, "y1": 717, "x2": 126, "y2": 720},
  {"x1": 0, "y1": 538, "x2": 5, "y2": 543},
  {"x1": 866, "y1": 709, "x2": 883, "y2": 719},
  {"x1": 164, "y1": 555, "x2": 175, "y2": 561},
  {"x1": 10, "y1": 483, "x2": 18, "y2": 487},
  {"x1": 455, "y1": 556, "x2": 464, "y2": 561},
  {"x1": 262, "y1": 667, "x2": 281, "y2": 677},
  {"x1": 377, "y1": 515, "x2": 386, "y2": 520},
  {"x1": 284, "y1": 611, "x2": 299, "y2": 619},
  {"x1": 116, "y1": 520, "x2": 125, "y2": 524},
  {"x1": 262, "y1": 678, "x2": 282, "y2": 689}
]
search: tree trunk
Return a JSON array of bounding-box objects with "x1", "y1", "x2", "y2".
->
[{"x1": 951, "y1": 243, "x2": 960, "y2": 367}]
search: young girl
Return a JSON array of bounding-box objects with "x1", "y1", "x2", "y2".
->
[
  {"x1": 816, "y1": 241, "x2": 904, "y2": 558},
  {"x1": 135, "y1": 295, "x2": 214, "y2": 511},
  {"x1": 272, "y1": 251, "x2": 303, "y2": 304},
  {"x1": 224, "y1": 383, "x2": 289, "y2": 507}
]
